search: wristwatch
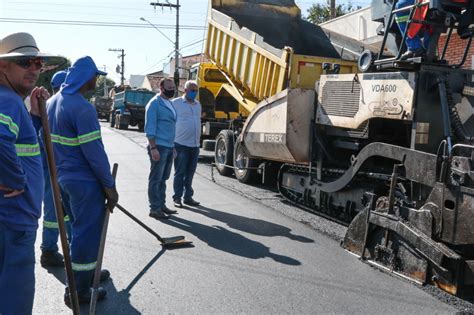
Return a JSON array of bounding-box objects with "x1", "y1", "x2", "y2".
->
[{"x1": 150, "y1": 146, "x2": 157, "y2": 150}]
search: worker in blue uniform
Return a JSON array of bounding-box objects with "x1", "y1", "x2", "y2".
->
[
  {"x1": 0, "y1": 32, "x2": 64, "y2": 315},
  {"x1": 40, "y1": 70, "x2": 71, "y2": 267},
  {"x1": 395, "y1": 0, "x2": 430, "y2": 59},
  {"x1": 47, "y1": 56, "x2": 119, "y2": 306}
]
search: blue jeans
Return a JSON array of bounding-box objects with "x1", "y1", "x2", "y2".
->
[
  {"x1": 0, "y1": 222, "x2": 37, "y2": 315},
  {"x1": 41, "y1": 165, "x2": 71, "y2": 252},
  {"x1": 60, "y1": 180, "x2": 105, "y2": 295},
  {"x1": 148, "y1": 145, "x2": 174, "y2": 211},
  {"x1": 173, "y1": 143, "x2": 199, "y2": 201}
]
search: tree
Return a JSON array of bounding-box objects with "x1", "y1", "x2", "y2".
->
[
  {"x1": 94, "y1": 76, "x2": 116, "y2": 98},
  {"x1": 37, "y1": 56, "x2": 71, "y2": 94},
  {"x1": 306, "y1": 1, "x2": 360, "y2": 25}
]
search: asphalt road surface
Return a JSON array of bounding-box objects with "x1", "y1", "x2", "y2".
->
[{"x1": 33, "y1": 123, "x2": 467, "y2": 314}]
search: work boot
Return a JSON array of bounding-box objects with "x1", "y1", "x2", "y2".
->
[
  {"x1": 173, "y1": 199, "x2": 183, "y2": 208},
  {"x1": 40, "y1": 250, "x2": 64, "y2": 267},
  {"x1": 162, "y1": 205, "x2": 177, "y2": 214},
  {"x1": 149, "y1": 210, "x2": 170, "y2": 220},
  {"x1": 400, "y1": 47, "x2": 425, "y2": 60},
  {"x1": 183, "y1": 198, "x2": 200, "y2": 206},
  {"x1": 64, "y1": 287, "x2": 107, "y2": 308},
  {"x1": 99, "y1": 269, "x2": 110, "y2": 282},
  {"x1": 89, "y1": 269, "x2": 111, "y2": 285}
]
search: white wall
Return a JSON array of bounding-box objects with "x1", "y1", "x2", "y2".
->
[{"x1": 320, "y1": 7, "x2": 383, "y2": 45}]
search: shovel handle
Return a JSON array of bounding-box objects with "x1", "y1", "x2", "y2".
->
[
  {"x1": 39, "y1": 98, "x2": 81, "y2": 314},
  {"x1": 89, "y1": 163, "x2": 118, "y2": 315}
]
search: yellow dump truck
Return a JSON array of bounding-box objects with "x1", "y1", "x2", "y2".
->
[{"x1": 205, "y1": 0, "x2": 368, "y2": 182}]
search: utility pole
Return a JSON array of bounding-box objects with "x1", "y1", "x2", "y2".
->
[
  {"x1": 149, "y1": 1, "x2": 180, "y2": 94},
  {"x1": 330, "y1": 0, "x2": 336, "y2": 19},
  {"x1": 109, "y1": 48, "x2": 125, "y2": 87},
  {"x1": 103, "y1": 65, "x2": 108, "y2": 97}
]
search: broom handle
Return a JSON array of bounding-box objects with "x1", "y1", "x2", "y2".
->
[
  {"x1": 39, "y1": 99, "x2": 80, "y2": 314},
  {"x1": 116, "y1": 203, "x2": 165, "y2": 243}
]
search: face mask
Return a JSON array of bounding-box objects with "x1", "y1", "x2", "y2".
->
[
  {"x1": 163, "y1": 88, "x2": 175, "y2": 98},
  {"x1": 186, "y1": 90, "x2": 197, "y2": 101}
]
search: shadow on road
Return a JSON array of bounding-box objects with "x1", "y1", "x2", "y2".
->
[
  {"x1": 43, "y1": 249, "x2": 166, "y2": 314},
  {"x1": 162, "y1": 216, "x2": 301, "y2": 266},
  {"x1": 93, "y1": 248, "x2": 166, "y2": 314},
  {"x1": 185, "y1": 205, "x2": 314, "y2": 243}
]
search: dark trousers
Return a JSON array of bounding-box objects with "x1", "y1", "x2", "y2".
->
[
  {"x1": 173, "y1": 143, "x2": 199, "y2": 201},
  {"x1": 0, "y1": 222, "x2": 37, "y2": 315},
  {"x1": 148, "y1": 145, "x2": 174, "y2": 211},
  {"x1": 41, "y1": 164, "x2": 71, "y2": 252},
  {"x1": 60, "y1": 180, "x2": 105, "y2": 295}
]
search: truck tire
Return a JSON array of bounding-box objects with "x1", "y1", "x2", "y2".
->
[
  {"x1": 215, "y1": 130, "x2": 234, "y2": 176},
  {"x1": 202, "y1": 139, "x2": 216, "y2": 151},
  {"x1": 116, "y1": 115, "x2": 128, "y2": 130},
  {"x1": 110, "y1": 112, "x2": 115, "y2": 127},
  {"x1": 234, "y1": 141, "x2": 260, "y2": 183}
]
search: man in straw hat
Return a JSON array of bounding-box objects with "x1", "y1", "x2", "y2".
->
[
  {"x1": 0, "y1": 32, "x2": 65, "y2": 314},
  {"x1": 47, "y1": 56, "x2": 118, "y2": 307}
]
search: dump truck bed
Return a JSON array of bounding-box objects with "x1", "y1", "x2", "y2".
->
[{"x1": 205, "y1": 5, "x2": 360, "y2": 109}]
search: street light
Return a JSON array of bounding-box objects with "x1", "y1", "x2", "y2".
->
[
  {"x1": 140, "y1": 11, "x2": 180, "y2": 95},
  {"x1": 139, "y1": 17, "x2": 175, "y2": 45}
]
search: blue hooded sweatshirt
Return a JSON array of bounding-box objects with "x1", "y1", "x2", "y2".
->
[
  {"x1": 50, "y1": 70, "x2": 67, "y2": 90},
  {"x1": 0, "y1": 85, "x2": 43, "y2": 231},
  {"x1": 46, "y1": 56, "x2": 114, "y2": 188}
]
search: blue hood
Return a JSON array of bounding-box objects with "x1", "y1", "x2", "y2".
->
[
  {"x1": 50, "y1": 70, "x2": 67, "y2": 90},
  {"x1": 61, "y1": 56, "x2": 107, "y2": 95}
]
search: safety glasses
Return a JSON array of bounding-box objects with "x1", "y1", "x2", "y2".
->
[{"x1": 10, "y1": 57, "x2": 44, "y2": 70}]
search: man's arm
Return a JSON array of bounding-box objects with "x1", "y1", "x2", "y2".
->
[
  {"x1": 0, "y1": 107, "x2": 26, "y2": 196},
  {"x1": 145, "y1": 100, "x2": 160, "y2": 161},
  {"x1": 76, "y1": 107, "x2": 115, "y2": 188}
]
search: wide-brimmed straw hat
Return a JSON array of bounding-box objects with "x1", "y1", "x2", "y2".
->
[{"x1": 0, "y1": 32, "x2": 66, "y2": 71}]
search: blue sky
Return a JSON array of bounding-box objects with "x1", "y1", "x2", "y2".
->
[{"x1": 0, "y1": 0, "x2": 371, "y2": 83}]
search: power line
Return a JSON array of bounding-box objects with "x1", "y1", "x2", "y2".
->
[
  {"x1": 0, "y1": 18, "x2": 205, "y2": 30},
  {"x1": 10, "y1": 1, "x2": 207, "y2": 15}
]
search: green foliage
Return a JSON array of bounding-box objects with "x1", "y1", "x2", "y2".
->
[
  {"x1": 37, "y1": 56, "x2": 71, "y2": 94},
  {"x1": 94, "y1": 76, "x2": 116, "y2": 98},
  {"x1": 306, "y1": 1, "x2": 361, "y2": 25}
]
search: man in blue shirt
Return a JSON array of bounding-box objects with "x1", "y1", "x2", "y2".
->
[
  {"x1": 47, "y1": 56, "x2": 119, "y2": 306},
  {"x1": 145, "y1": 77, "x2": 178, "y2": 219},
  {"x1": 172, "y1": 80, "x2": 201, "y2": 208},
  {"x1": 40, "y1": 70, "x2": 71, "y2": 268},
  {"x1": 0, "y1": 32, "x2": 64, "y2": 315}
]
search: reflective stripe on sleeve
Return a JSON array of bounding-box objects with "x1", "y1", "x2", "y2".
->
[
  {"x1": 51, "y1": 130, "x2": 101, "y2": 146},
  {"x1": 43, "y1": 220, "x2": 59, "y2": 229},
  {"x1": 15, "y1": 143, "x2": 41, "y2": 156},
  {"x1": 71, "y1": 261, "x2": 97, "y2": 271},
  {"x1": 0, "y1": 113, "x2": 19, "y2": 138}
]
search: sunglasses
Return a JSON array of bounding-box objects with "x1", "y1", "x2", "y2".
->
[{"x1": 10, "y1": 57, "x2": 44, "y2": 70}]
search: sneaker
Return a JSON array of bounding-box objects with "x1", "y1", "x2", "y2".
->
[
  {"x1": 64, "y1": 286, "x2": 107, "y2": 308},
  {"x1": 149, "y1": 210, "x2": 170, "y2": 220},
  {"x1": 40, "y1": 250, "x2": 64, "y2": 267},
  {"x1": 173, "y1": 199, "x2": 183, "y2": 208},
  {"x1": 162, "y1": 205, "x2": 177, "y2": 214},
  {"x1": 183, "y1": 198, "x2": 200, "y2": 206}
]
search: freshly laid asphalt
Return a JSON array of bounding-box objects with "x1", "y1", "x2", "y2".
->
[{"x1": 33, "y1": 125, "x2": 458, "y2": 314}]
